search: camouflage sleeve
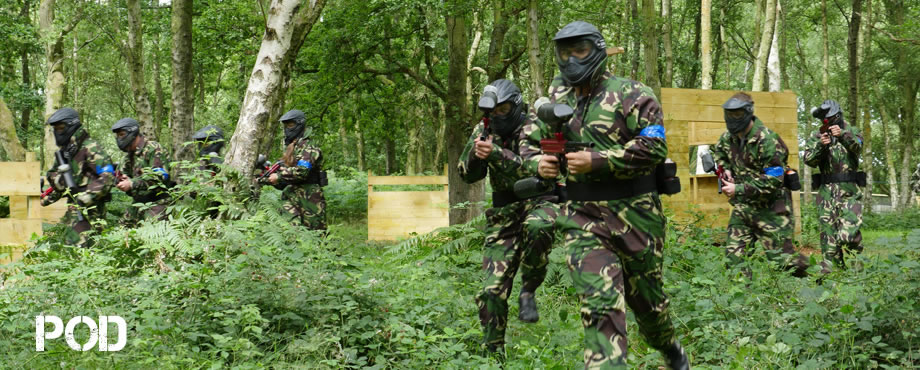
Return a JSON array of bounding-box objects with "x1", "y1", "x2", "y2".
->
[
  {"x1": 802, "y1": 131, "x2": 827, "y2": 168},
  {"x1": 711, "y1": 132, "x2": 732, "y2": 170},
  {"x1": 519, "y1": 111, "x2": 547, "y2": 176},
  {"x1": 458, "y1": 122, "x2": 487, "y2": 184},
  {"x1": 129, "y1": 144, "x2": 172, "y2": 199},
  {"x1": 588, "y1": 87, "x2": 668, "y2": 175},
  {"x1": 79, "y1": 144, "x2": 116, "y2": 206},
  {"x1": 840, "y1": 124, "x2": 863, "y2": 155},
  {"x1": 278, "y1": 145, "x2": 321, "y2": 183},
  {"x1": 735, "y1": 134, "x2": 787, "y2": 201}
]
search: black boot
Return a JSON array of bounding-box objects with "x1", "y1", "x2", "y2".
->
[
  {"x1": 663, "y1": 341, "x2": 689, "y2": 370},
  {"x1": 518, "y1": 292, "x2": 539, "y2": 323}
]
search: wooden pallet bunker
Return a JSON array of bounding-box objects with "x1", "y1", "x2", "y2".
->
[
  {"x1": 367, "y1": 171, "x2": 450, "y2": 241},
  {"x1": 659, "y1": 88, "x2": 802, "y2": 234},
  {"x1": 1, "y1": 153, "x2": 68, "y2": 264}
]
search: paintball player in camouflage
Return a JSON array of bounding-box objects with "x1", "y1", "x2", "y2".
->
[
  {"x1": 41, "y1": 107, "x2": 116, "y2": 246},
  {"x1": 192, "y1": 124, "x2": 225, "y2": 174},
  {"x1": 711, "y1": 93, "x2": 809, "y2": 277},
  {"x1": 803, "y1": 100, "x2": 865, "y2": 270},
  {"x1": 458, "y1": 79, "x2": 561, "y2": 354},
  {"x1": 111, "y1": 118, "x2": 173, "y2": 225},
  {"x1": 259, "y1": 109, "x2": 327, "y2": 231},
  {"x1": 521, "y1": 21, "x2": 688, "y2": 370}
]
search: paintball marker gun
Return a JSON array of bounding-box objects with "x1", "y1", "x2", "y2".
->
[
  {"x1": 477, "y1": 85, "x2": 498, "y2": 140},
  {"x1": 534, "y1": 97, "x2": 595, "y2": 174},
  {"x1": 54, "y1": 150, "x2": 85, "y2": 222},
  {"x1": 40, "y1": 178, "x2": 54, "y2": 199},
  {"x1": 811, "y1": 106, "x2": 836, "y2": 146},
  {"x1": 700, "y1": 151, "x2": 727, "y2": 194}
]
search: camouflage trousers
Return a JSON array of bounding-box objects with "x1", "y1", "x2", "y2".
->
[
  {"x1": 476, "y1": 198, "x2": 559, "y2": 349},
  {"x1": 281, "y1": 184, "x2": 327, "y2": 231},
  {"x1": 555, "y1": 194, "x2": 676, "y2": 369},
  {"x1": 726, "y1": 198, "x2": 809, "y2": 276},
  {"x1": 816, "y1": 183, "x2": 863, "y2": 267},
  {"x1": 62, "y1": 203, "x2": 107, "y2": 247},
  {"x1": 122, "y1": 201, "x2": 167, "y2": 227}
]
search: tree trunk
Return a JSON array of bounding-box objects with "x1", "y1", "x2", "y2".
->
[
  {"x1": 0, "y1": 97, "x2": 27, "y2": 161},
  {"x1": 169, "y1": 0, "x2": 194, "y2": 160},
  {"x1": 466, "y1": 10, "x2": 482, "y2": 100},
  {"x1": 224, "y1": 0, "x2": 326, "y2": 175},
  {"x1": 446, "y1": 11, "x2": 483, "y2": 225},
  {"x1": 661, "y1": 0, "x2": 673, "y2": 88},
  {"x1": 700, "y1": 0, "x2": 712, "y2": 89},
  {"x1": 354, "y1": 117, "x2": 365, "y2": 172},
  {"x1": 526, "y1": 0, "x2": 544, "y2": 97},
  {"x1": 384, "y1": 135, "x2": 396, "y2": 175},
  {"x1": 152, "y1": 36, "x2": 165, "y2": 144},
  {"x1": 642, "y1": 0, "x2": 661, "y2": 95},
  {"x1": 751, "y1": 0, "x2": 776, "y2": 91},
  {"x1": 846, "y1": 0, "x2": 863, "y2": 126},
  {"x1": 685, "y1": 2, "x2": 701, "y2": 88},
  {"x1": 859, "y1": 0, "x2": 873, "y2": 211},
  {"x1": 406, "y1": 115, "x2": 420, "y2": 175},
  {"x1": 432, "y1": 99, "x2": 445, "y2": 173},
  {"x1": 40, "y1": 0, "x2": 78, "y2": 169},
  {"x1": 337, "y1": 101, "x2": 349, "y2": 166},
  {"x1": 896, "y1": 85, "x2": 916, "y2": 209},
  {"x1": 877, "y1": 94, "x2": 899, "y2": 208},
  {"x1": 822, "y1": 0, "x2": 829, "y2": 96},
  {"x1": 19, "y1": 0, "x2": 32, "y2": 134},
  {"x1": 629, "y1": 0, "x2": 640, "y2": 80},
  {"x1": 486, "y1": 0, "x2": 509, "y2": 82},
  {"x1": 126, "y1": 0, "x2": 155, "y2": 141},
  {"x1": 767, "y1": 0, "x2": 782, "y2": 92}
]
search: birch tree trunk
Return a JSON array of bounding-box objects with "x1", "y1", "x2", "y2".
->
[
  {"x1": 169, "y1": 0, "x2": 194, "y2": 160},
  {"x1": 152, "y1": 36, "x2": 165, "y2": 143},
  {"x1": 700, "y1": 0, "x2": 712, "y2": 89},
  {"x1": 354, "y1": 117, "x2": 365, "y2": 171},
  {"x1": 0, "y1": 97, "x2": 27, "y2": 161},
  {"x1": 39, "y1": 0, "x2": 79, "y2": 169},
  {"x1": 224, "y1": 0, "x2": 327, "y2": 175},
  {"x1": 446, "y1": 11, "x2": 484, "y2": 225},
  {"x1": 486, "y1": 0, "x2": 509, "y2": 82},
  {"x1": 767, "y1": 1, "x2": 782, "y2": 91},
  {"x1": 126, "y1": 0, "x2": 155, "y2": 141},
  {"x1": 629, "y1": 0, "x2": 640, "y2": 80},
  {"x1": 526, "y1": 0, "x2": 544, "y2": 97},
  {"x1": 846, "y1": 0, "x2": 863, "y2": 126},
  {"x1": 432, "y1": 99, "x2": 445, "y2": 173},
  {"x1": 642, "y1": 0, "x2": 661, "y2": 95},
  {"x1": 661, "y1": 0, "x2": 673, "y2": 88},
  {"x1": 751, "y1": 0, "x2": 776, "y2": 91},
  {"x1": 466, "y1": 11, "x2": 482, "y2": 100},
  {"x1": 20, "y1": 0, "x2": 32, "y2": 134}
]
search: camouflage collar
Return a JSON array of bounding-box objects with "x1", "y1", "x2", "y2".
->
[{"x1": 742, "y1": 118, "x2": 765, "y2": 143}]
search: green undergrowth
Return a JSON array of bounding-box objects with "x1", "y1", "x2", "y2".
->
[{"x1": 0, "y1": 169, "x2": 917, "y2": 368}]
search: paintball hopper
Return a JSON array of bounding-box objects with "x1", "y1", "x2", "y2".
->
[
  {"x1": 700, "y1": 152, "x2": 716, "y2": 173},
  {"x1": 478, "y1": 85, "x2": 498, "y2": 112},
  {"x1": 534, "y1": 97, "x2": 575, "y2": 127},
  {"x1": 255, "y1": 154, "x2": 271, "y2": 169}
]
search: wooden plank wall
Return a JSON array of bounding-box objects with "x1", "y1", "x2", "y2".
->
[
  {"x1": 660, "y1": 88, "x2": 802, "y2": 234},
  {"x1": 367, "y1": 172, "x2": 449, "y2": 241},
  {"x1": 1, "y1": 153, "x2": 67, "y2": 264}
]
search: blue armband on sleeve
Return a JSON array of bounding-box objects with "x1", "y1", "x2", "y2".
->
[
  {"x1": 96, "y1": 164, "x2": 114, "y2": 175},
  {"x1": 297, "y1": 160, "x2": 312, "y2": 169},
  {"x1": 152, "y1": 167, "x2": 169, "y2": 180},
  {"x1": 638, "y1": 125, "x2": 666, "y2": 141},
  {"x1": 764, "y1": 166, "x2": 784, "y2": 177}
]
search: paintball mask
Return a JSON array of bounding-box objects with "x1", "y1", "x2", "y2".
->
[
  {"x1": 483, "y1": 79, "x2": 525, "y2": 138},
  {"x1": 47, "y1": 107, "x2": 83, "y2": 148},
  {"x1": 553, "y1": 21, "x2": 608, "y2": 87},
  {"x1": 111, "y1": 117, "x2": 141, "y2": 152},
  {"x1": 722, "y1": 97, "x2": 754, "y2": 135},
  {"x1": 192, "y1": 125, "x2": 225, "y2": 159},
  {"x1": 280, "y1": 109, "x2": 307, "y2": 145}
]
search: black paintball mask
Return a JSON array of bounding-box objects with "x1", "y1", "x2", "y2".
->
[
  {"x1": 280, "y1": 109, "x2": 307, "y2": 145},
  {"x1": 192, "y1": 125, "x2": 225, "y2": 159},
  {"x1": 47, "y1": 107, "x2": 83, "y2": 148},
  {"x1": 722, "y1": 98, "x2": 754, "y2": 135},
  {"x1": 812, "y1": 99, "x2": 843, "y2": 127},
  {"x1": 111, "y1": 117, "x2": 141, "y2": 152},
  {"x1": 553, "y1": 21, "x2": 608, "y2": 87},
  {"x1": 484, "y1": 79, "x2": 525, "y2": 138}
]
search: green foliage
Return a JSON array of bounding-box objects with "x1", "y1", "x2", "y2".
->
[
  {"x1": 324, "y1": 166, "x2": 368, "y2": 223},
  {"x1": 864, "y1": 206, "x2": 920, "y2": 231},
  {"x1": 0, "y1": 196, "x2": 8, "y2": 218}
]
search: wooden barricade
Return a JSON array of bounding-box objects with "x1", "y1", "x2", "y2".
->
[
  {"x1": 660, "y1": 88, "x2": 802, "y2": 234},
  {"x1": 1, "y1": 153, "x2": 68, "y2": 264},
  {"x1": 367, "y1": 169, "x2": 449, "y2": 241}
]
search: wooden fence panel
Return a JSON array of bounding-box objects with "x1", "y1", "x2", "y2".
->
[{"x1": 367, "y1": 172, "x2": 449, "y2": 241}]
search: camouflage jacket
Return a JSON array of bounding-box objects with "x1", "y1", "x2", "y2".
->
[
  {"x1": 802, "y1": 120, "x2": 862, "y2": 176},
  {"x1": 120, "y1": 137, "x2": 172, "y2": 203},
  {"x1": 42, "y1": 128, "x2": 116, "y2": 207},
  {"x1": 521, "y1": 73, "x2": 668, "y2": 184},
  {"x1": 911, "y1": 163, "x2": 920, "y2": 194},
  {"x1": 264, "y1": 136, "x2": 325, "y2": 195},
  {"x1": 458, "y1": 118, "x2": 531, "y2": 193},
  {"x1": 711, "y1": 118, "x2": 790, "y2": 206}
]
